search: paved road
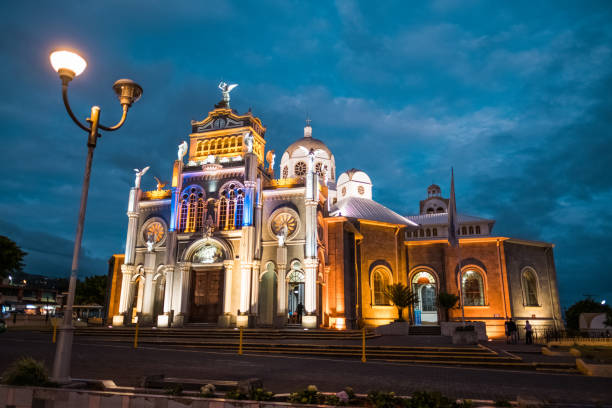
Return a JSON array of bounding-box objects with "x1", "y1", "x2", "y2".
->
[{"x1": 1, "y1": 331, "x2": 610, "y2": 405}]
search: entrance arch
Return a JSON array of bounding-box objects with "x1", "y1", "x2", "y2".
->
[
  {"x1": 258, "y1": 262, "x2": 277, "y2": 326},
  {"x1": 411, "y1": 269, "x2": 439, "y2": 324},
  {"x1": 287, "y1": 261, "x2": 305, "y2": 324}
]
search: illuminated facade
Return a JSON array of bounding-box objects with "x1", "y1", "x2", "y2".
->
[{"x1": 108, "y1": 87, "x2": 562, "y2": 337}]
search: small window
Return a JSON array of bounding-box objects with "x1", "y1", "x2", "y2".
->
[
  {"x1": 522, "y1": 268, "x2": 539, "y2": 306},
  {"x1": 475, "y1": 225, "x2": 481, "y2": 234},
  {"x1": 469, "y1": 226, "x2": 474, "y2": 235},
  {"x1": 432, "y1": 228, "x2": 437, "y2": 237},
  {"x1": 294, "y1": 161, "x2": 307, "y2": 176},
  {"x1": 372, "y1": 269, "x2": 391, "y2": 305},
  {"x1": 282, "y1": 166, "x2": 288, "y2": 178},
  {"x1": 407, "y1": 231, "x2": 412, "y2": 238},
  {"x1": 358, "y1": 185, "x2": 365, "y2": 195},
  {"x1": 436, "y1": 207, "x2": 444, "y2": 213},
  {"x1": 461, "y1": 226, "x2": 467, "y2": 235},
  {"x1": 427, "y1": 208, "x2": 434, "y2": 214},
  {"x1": 426, "y1": 229, "x2": 431, "y2": 237},
  {"x1": 462, "y1": 270, "x2": 485, "y2": 306},
  {"x1": 419, "y1": 229, "x2": 425, "y2": 237}
]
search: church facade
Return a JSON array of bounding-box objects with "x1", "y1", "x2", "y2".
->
[{"x1": 106, "y1": 87, "x2": 563, "y2": 338}]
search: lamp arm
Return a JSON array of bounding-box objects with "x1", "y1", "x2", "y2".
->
[
  {"x1": 62, "y1": 84, "x2": 90, "y2": 132},
  {"x1": 98, "y1": 104, "x2": 129, "y2": 132}
]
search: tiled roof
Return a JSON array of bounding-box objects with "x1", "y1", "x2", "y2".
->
[
  {"x1": 406, "y1": 212, "x2": 495, "y2": 226},
  {"x1": 330, "y1": 197, "x2": 419, "y2": 227}
]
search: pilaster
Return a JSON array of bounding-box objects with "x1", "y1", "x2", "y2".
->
[
  {"x1": 303, "y1": 258, "x2": 318, "y2": 328},
  {"x1": 124, "y1": 188, "x2": 141, "y2": 265},
  {"x1": 171, "y1": 262, "x2": 191, "y2": 327}
]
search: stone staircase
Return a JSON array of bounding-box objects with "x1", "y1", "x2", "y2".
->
[{"x1": 409, "y1": 325, "x2": 442, "y2": 335}]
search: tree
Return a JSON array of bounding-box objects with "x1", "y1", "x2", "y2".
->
[
  {"x1": 383, "y1": 283, "x2": 418, "y2": 322},
  {"x1": 75, "y1": 275, "x2": 107, "y2": 305},
  {"x1": 0, "y1": 236, "x2": 27, "y2": 279},
  {"x1": 437, "y1": 292, "x2": 460, "y2": 322},
  {"x1": 565, "y1": 297, "x2": 612, "y2": 330}
]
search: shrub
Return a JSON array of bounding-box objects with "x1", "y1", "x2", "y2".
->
[
  {"x1": 289, "y1": 385, "x2": 324, "y2": 404},
  {"x1": 494, "y1": 399, "x2": 512, "y2": 407},
  {"x1": 1, "y1": 357, "x2": 49, "y2": 386},
  {"x1": 200, "y1": 383, "x2": 216, "y2": 397},
  {"x1": 225, "y1": 386, "x2": 274, "y2": 401},
  {"x1": 406, "y1": 390, "x2": 472, "y2": 408},
  {"x1": 366, "y1": 390, "x2": 405, "y2": 408},
  {"x1": 164, "y1": 383, "x2": 183, "y2": 396}
]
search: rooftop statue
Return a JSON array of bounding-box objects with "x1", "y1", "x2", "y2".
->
[
  {"x1": 266, "y1": 150, "x2": 275, "y2": 175},
  {"x1": 218, "y1": 81, "x2": 238, "y2": 105},
  {"x1": 308, "y1": 148, "x2": 315, "y2": 173},
  {"x1": 243, "y1": 132, "x2": 254, "y2": 153},
  {"x1": 153, "y1": 176, "x2": 167, "y2": 191},
  {"x1": 133, "y1": 166, "x2": 150, "y2": 189},
  {"x1": 177, "y1": 140, "x2": 188, "y2": 162}
]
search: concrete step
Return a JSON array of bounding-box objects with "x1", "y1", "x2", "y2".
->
[{"x1": 409, "y1": 325, "x2": 442, "y2": 335}]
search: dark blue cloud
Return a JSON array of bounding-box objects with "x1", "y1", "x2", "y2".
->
[{"x1": 1, "y1": 0, "x2": 611, "y2": 307}]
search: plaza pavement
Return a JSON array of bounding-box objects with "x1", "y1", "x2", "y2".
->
[{"x1": 1, "y1": 330, "x2": 611, "y2": 405}]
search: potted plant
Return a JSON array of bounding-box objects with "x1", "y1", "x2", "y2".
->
[
  {"x1": 375, "y1": 283, "x2": 418, "y2": 335},
  {"x1": 384, "y1": 283, "x2": 418, "y2": 322},
  {"x1": 437, "y1": 292, "x2": 459, "y2": 322}
]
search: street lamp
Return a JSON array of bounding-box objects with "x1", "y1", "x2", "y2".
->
[{"x1": 49, "y1": 49, "x2": 142, "y2": 383}]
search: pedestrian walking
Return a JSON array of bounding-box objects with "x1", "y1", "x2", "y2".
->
[
  {"x1": 525, "y1": 320, "x2": 533, "y2": 344},
  {"x1": 504, "y1": 318, "x2": 511, "y2": 344},
  {"x1": 508, "y1": 318, "x2": 518, "y2": 344},
  {"x1": 296, "y1": 303, "x2": 304, "y2": 324}
]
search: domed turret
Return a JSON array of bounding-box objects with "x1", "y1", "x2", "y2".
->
[
  {"x1": 337, "y1": 169, "x2": 372, "y2": 200},
  {"x1": 280, "y1": 120, "x2": 335, "y2": 181},
  {"x1": 427, "y1": 184, "x2": 441, "y2": 198}
]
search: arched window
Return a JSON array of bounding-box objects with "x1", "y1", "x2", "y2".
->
[
  {"x1": 426, "y1": 228, "x2": 431, "y2": 237},
  {"x1": 419, "y1": 229, "x2": 424, "y2": 238},
  {"x1": 461, "y1": 226, "x2": 467, "y2": 235},
  {"x1": 235, "y1": 192, "x2": 244, "y2": 229},
  {"x1": 372, "y1": 268, "x2": 391, "y2": 306},
  {"x1": 475, "y1": 225, "x2": 481, "y2": 234},
  {"x1": 436, "y1": 207, "x2": 444, "y2": 213},
  {"x1": 179, "y1": 196, "x2": 188, "y2": 232},
  {"x1": 282, "y1": 166, "x2": 289, "y2": 178},
  {"x1": 406, "y1": 231, "x2": 412, "y2": 238},
  {"x1": 522, "y1": 268, "x2": 539, "y2": 306},
  {"x1": 227, "y1": 189, "x2": 236, "y2": 229},
  {"x1": 196, "y1": 196, "x2": 205, "y2": 231},
  {"x1": 432, "y1": 228, "x2": 437, "y2": 237},
  {"x1": 462, "y1": 269, "x2": 485, "y2": 306},
  {"x1": 469, "y1": 226, "x2": 474, "y2": 235},
  {"x1": 218, "y1": 196, "x2": 227, "y2": 229},
  {"x1": 427, "y1": 208, "x2": 434, "y2": 214},
  {"x1": 186, "y1": 193, "x2": 197, "y2": 232}
]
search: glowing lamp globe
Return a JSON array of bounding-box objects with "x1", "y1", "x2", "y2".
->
[{"x1": 50, "y1": 50, "x2": 87, "y2": 81}]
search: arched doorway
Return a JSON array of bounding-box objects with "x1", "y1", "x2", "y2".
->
[
  {"x1": 287, "y1": 261, "x2": 305, "y2": 324},
  {"x1": 152, "y1": 274, "x2": 165, "y2": 322},
  {"x1": 411, "y1": 271, "x2": 438, "y2": 324},
  {"x1": 258, "y1": 263, "x2": 277, "y2": 326}
]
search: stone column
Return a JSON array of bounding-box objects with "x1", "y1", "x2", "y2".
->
[
  {"x1": 276, "y1": 246, "x2": 287, "y2": 324},
  {"x1": 157, "y1": 265, "x2": 174, "y2": 327},
  {"x1": 303, "y1": 258, "x2": 318, "y2": 328},
  {"x1": 124, "y1": 188, "x2": 140, "y2": 265},
  {"x1": 250, "y1": 260, "x2": 260, "y2": 315},
  {"x1": 140, "y1": 252, "x2": 156, "y2": 323},
  {"x1": 113, "y1": 264, "x2": 136, "y2": 326},
  {"x1": 171, "y1": 262, "x2": 191, "y2": 327},
  {"x1": 218, "y1": 260, "x2": 233, "y2": 328},
  {"x1": 237, "y1": 263, "x2": 252, "y2": 327}
]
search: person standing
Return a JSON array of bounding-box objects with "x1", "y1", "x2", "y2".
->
[
  {"x1": 525, "y1": 320, "x2": 533, "y2": 344},
  {"x1": 296, "y1": 303, "x2": 304, "y2": 324}
]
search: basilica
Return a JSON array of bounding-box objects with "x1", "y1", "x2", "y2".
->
[{"x1": 106, "y1": 86, "x2": 563, "y2": 338}]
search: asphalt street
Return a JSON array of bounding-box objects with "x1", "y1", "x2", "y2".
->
[{"x1": 1, "y1": 331, "x2": 611, "y2": 405}]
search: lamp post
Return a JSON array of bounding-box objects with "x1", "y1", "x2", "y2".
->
[{"x1": 49, "y1": 49, "x2": 142, "y2": 383}]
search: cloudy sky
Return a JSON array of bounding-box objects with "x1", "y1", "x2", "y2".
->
[{"x1": 1, "y1": 1, "x2": 611, "y2": 308}]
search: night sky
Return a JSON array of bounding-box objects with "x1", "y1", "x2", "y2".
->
[{"x1": 1, "y1": 1, "x2": 611, "y2": 309}]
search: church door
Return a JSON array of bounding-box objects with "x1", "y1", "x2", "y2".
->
[{"x1": 190, "y1": 269, "x2": 223, "y2": 323}]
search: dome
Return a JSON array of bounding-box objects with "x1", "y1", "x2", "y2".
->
[
  {"x1": 285, "y1": 136, "x2": 333, "y2": 158},
  {"x1": 280, "y1": 122, "x2": 336, "y2": 181},
  {"x1": 337, "y1": 169, "x2": 372, "y2": 200},
  {"x1": 427, "y1": 184, "x2": 441, "y2": 197}
]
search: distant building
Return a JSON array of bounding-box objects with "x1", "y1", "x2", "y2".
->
[{"x1": 106, "y1": 86, "x2": 563, "y2": 337}]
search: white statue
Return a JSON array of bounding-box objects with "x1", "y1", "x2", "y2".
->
[
  {"x1": 266, "y1": 150, "x2": 275, "y2": 174},
  {"x1": 178, "y1": 141, "x2": 188, "y2": 162},
  {"x1": 276, "y1": 224, "x2": 288, "y2": 247},
  {"x1": 133, "y1": 166, "x2": 150, "y2": 189},
  {"x1": 307, "y1": 149, "x2": 315, "y2": 173},
  {"x1": 243, "y1": 132, "x2": 254, "y2": 153},
  {"x1": 218, "y1": 81, "x2": 238, "y2": 104},
  {"x1": 146, "y1": 234, "x2": 155, "y2": 252}
]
